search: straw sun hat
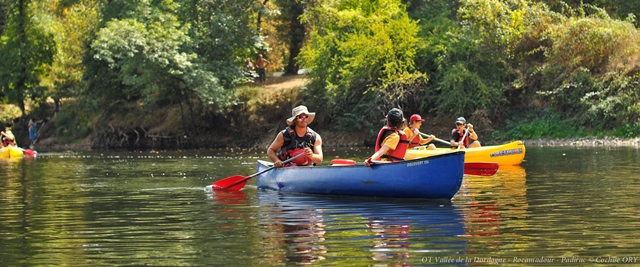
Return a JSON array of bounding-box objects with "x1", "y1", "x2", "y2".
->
[{"x1": 286, "y1": 105, "x2": 316, "y2": 126}]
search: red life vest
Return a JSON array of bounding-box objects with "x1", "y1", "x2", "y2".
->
[
  {"x1": 451, "y1": 128, "x2": 469, "y2": 148},
  {"x1": 2, "y1": 136, "x2": 14, "y2": 147},
  {"x1": 278, "y1": 126, "x2": 317, "y2": 166},
  {"x1": 374, "y1": 126, "x2": 409, "y2": 162}
]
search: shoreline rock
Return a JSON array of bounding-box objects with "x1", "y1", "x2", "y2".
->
[{"x1": 521, "y1": 137, "x2": 640, "y2": 147}]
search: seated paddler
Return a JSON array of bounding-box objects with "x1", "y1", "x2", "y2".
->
[
  {"x1": 1, "y1": 130, "x2": 17, "y2": 147},
  {"x1": 364, "y1": 108, "x2": 410, "y2": 167},
  {"x1": 267, "y1": 105, "x2": 324, "y2": 168}
]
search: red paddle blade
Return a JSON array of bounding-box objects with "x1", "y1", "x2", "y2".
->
[
  {"x1": 212, "y1": 175, "x2": 249, "y2": 191},
  {"x1": 464, "y1": 162, "x2": 499, "y2": 176},
  {"x1": 331, "y1": 159, "x2": 356, "y2": 165}
]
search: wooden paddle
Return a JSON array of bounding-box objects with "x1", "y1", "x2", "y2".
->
[{"x1": 212, "y1": 153, "x2": 305, "y2": 191}]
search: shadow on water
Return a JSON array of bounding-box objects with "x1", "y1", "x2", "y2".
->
[{"x1": 255, "y1": 191, "x2": 468, "y2": 266}]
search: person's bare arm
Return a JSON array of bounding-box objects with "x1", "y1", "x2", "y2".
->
[
  {"x1": 267, "y1": 132, "x2": 285, "y2": 167},
  {"x1": 365, "y1": 146, "x2": 390, "y2": 167}
]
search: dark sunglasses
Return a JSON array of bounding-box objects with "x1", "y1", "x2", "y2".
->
[
  {"x1": 456, "y1": 123, "x2": 465, "y2": 126},
  {"x1": 297, "y1": 115, "x2": 308, "y2": 119}
]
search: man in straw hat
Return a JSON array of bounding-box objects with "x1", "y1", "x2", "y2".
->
[
  {"x1": 364, "y1": 108, "x2": 410, "y2": 167},
  {"x1": 267, "y1": 105, "x2": 324, "y2": 167}
]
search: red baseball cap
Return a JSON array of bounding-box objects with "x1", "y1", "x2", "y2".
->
[{"x1": 410, "y1": 114, "x2": 425, "y2": 122}]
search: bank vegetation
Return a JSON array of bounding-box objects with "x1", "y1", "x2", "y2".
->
[{"x1": 1, "y1": 0, "x2": 640, "y2": 150}]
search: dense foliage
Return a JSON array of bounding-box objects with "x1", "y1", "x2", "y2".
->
[
  {"x1": 299, "y1": 0, "x2": 425, "y2": 134},
  {"x1": 1, "y1": 0, "x2": 640, "y2": 147}
]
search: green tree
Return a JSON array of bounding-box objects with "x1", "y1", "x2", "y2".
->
[
  {"x1": 85, "y1": 0, "x2": 259, "y2": 109},
  {"x1": 300, "y1": 0, "x2": 424, "y2": 131},
  {"x1": 45, "y1": 0, "x2": 100, "y2": 101},
  {"x1": 538, "y1": 4, "x2": 640, "y2": 128},
  {"x1": 0, "y1": 0, "x2": 56, "y2": 114},
  {"x1": 273, "y1": 0, "x2": 306, "y2": 75}
]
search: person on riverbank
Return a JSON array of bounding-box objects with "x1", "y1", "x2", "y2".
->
[
  {"x1": 404, "y1": 114, "x2": 436, "y2": 150},
  {"x1": 450, "y1": 117, "x2": 481, "y2": 149},
  {"x1": 244, "y1": 58, "x2": 256, "y2": 86},
  {"x1": 255, "y1": 54, "x2": 270, "y2": 87},
  {"x1": 29, "y1": 118, "x2": 44, "y2": 147},
  {"x1": 364, "y1": 108, "x2": 410, "y2": 167},
  {"x1": 267, "y1": 105, "x2": 323, "y2": 168}
]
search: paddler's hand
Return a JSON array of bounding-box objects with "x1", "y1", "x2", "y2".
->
[
  {"x1": 274, "y1": 160, "x2": 283, "y2": 168},
  {"x1": 304, "y1": 147, "x2": 314, "y2": 158},
  {"x1": 425, "y1": 135, "x2": 435, "y2": 142},
  {"x1": 364, "y1": 157, "x2": 373, "y2": 167}
]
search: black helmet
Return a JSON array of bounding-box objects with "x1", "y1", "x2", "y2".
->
[{"x1": 387, "y1": 108, "x2": 404, "y2": 125}]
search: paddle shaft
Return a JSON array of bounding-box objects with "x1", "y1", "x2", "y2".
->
[
  {"x1": 457, "y1": 126, "x2": 470, "y2": 150},
  {"x1": 419, "y1": 132, "x2": 450, "y2": 146},
  {"x1": 214, "y1": 152, "x2": 306, "y2": 190}
]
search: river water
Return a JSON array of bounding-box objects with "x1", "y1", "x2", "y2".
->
[{"x1": 1, "y1": 145, "x2": 639, "y2": 266}]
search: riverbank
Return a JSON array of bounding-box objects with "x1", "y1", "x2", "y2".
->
[
  {"x1": 12, "y1": 74, "x2": 640, "y2": 152},
  {"x1": 32, "y1": 134, "x2": 640, "y2": 153},
  {"x1": 521, "y1": 137, "x2": 640, "y2": 147}
]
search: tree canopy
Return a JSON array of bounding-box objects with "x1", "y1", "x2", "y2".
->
[{"x1": 2, "y1": 0, "x2": 640, "y2": 146}]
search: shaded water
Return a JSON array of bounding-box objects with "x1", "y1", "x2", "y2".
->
[{"x1": 1, "y1": 146, "x2": 639, "y2": 266}]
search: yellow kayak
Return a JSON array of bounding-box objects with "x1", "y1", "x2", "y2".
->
[
  {"x1": 1, "y1": 146, "x2": 24, "y2": 158},
  {"x1": 405, "y1": 140, "x2": 526, "y2": 166}
]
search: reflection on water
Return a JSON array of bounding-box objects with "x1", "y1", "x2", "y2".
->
[
  {"x1": 367, "y1": 218, "x2": 411, "y2": 262},
  {"x1": 258, "y1": 193, "x2": 327, "y2": 264},
  {"x1": 2, "y1": 147, "x2": 640, "y2": 266},
  {"x1": 256, "y1": 192, "x2": 466, "y2": 266},
  {"x1": 455, "y1": 166, "x2": 528, "y2": 254}
]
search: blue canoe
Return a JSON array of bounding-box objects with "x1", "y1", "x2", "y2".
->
[{"x1": 255, "y1": 151, "x2": 465, "y2": 199}]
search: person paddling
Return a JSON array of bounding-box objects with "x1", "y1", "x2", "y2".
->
[
  {"x1": 404, "y1": 114, "x2": 436, "y2": 150},
  {"x1": 1, "y1": 130, "x2": 16, "y2": 147},
  {"x1": 450, "y1": 117, "x2": 481, "y2": 149},
  {"x1": 267, "y1": 105, "x2": 324, "y2": 168}
]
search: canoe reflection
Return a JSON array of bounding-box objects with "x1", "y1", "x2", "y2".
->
[
  {"x1": 258, "y1": 192, "x2": 467, "y2": 266},
  {"x1": 457, "y1": 166, "x2": 528, "y2": 250}
]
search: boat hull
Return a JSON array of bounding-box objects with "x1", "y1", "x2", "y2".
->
[
  {"x1": 405, "y1": 141, "x2": 526, "y2": 166},
  {"x1": 256, "y1": 151, "x2": 465, "y2": 199},
  {"x1": 0, "y1": 146, "x2": 23, "y2": 159}
]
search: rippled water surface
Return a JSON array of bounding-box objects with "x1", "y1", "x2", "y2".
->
[{"x1": 1, "y1": 146, "x2": 639, "y2": 266}]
